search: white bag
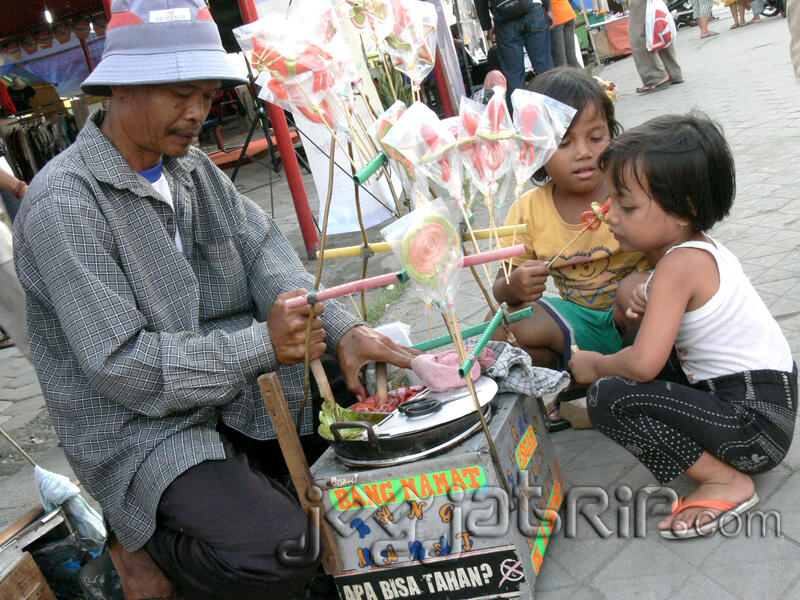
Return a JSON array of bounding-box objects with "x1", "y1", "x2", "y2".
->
[{"x1": 645, "y1": 0, "x2": 677, "y2": 52}]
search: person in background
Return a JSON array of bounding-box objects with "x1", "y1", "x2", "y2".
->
[
  {"x1": 694, "y1": 0, "x2": 720, "y2": 37},
  {"x1": 7, "y1": 78, "x2": 35, "y2": 113},
  {"x1": 550, "y1": 0, "x2": 581, "y2": 66},
  {"x1": 628, "y1": 0, "x2": 685, "y2": 93},
  {"x1": 726, "y1": 0, "x2": 747, "y2": 27},
  {"x1": 476, "y1": 0, "x2": 555, "y2": 100},
  {"x1": 0, "y1": 170, "x2": 29, "y2": 356}
]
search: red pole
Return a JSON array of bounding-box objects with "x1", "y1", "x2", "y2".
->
[
  {"x1": 237, "y1": 0, "x2": 319, "y2": 258},
  {"x1": 433, "y1": 50, "x2": 455, "y2": 117},
  {"x1": 79, "y1": 38, "x2": 95, "y2": 71}
]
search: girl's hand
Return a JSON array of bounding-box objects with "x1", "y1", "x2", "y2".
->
[
  {"x1": 569, "y1": 350, "x2": 603, "y2": 384},
  {"x1": 509, "y1": 260, "x2": 549, "y2": 303},
  {"x1": 625, "y1": 282, "x2": 648, "y2": 321}
]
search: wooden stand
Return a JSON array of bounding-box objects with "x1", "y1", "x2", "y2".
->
[
  {"x1": 257, "y1": 373, "x2": 344, "y2": 575},
  {"x1": 0, "y1": 551, "x2": 56, "y2": 600}
]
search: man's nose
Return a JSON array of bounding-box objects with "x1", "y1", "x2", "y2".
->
[{"x1": 185, "y1": 94, "x2": 210, "y2": 123}]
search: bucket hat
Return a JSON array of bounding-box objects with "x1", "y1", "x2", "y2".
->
[{"x1": 82, "y1": 0, "x2": 246, "y2": 96}]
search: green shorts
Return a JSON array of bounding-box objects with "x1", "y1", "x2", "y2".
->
[{"x1": 538, "y1": 296, "x2": 622, "y2": 368}]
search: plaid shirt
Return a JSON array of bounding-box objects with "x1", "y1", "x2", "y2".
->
[{"x1": 13, "y1": 110, "x2": 363, "y2": 551}]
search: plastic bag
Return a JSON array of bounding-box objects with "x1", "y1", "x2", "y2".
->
[
  {"x1": 377, "y1": 102, "x2": 433, "y2": 208},
  {"x1": 233, "y1": 6, "x2": 356, "y2": 131},
  {"x1": 381, "y1": 199, "x2": 462, "y2": 307},
  {"x1": 510, "y1": 88, "x2": 577, "y2": 196},
  {"x1": 383, "y1": 0, "x2": 439, "y2": 88},
  {"x1": 645, "y1": 0, "x2": 676, "y2": 52}
]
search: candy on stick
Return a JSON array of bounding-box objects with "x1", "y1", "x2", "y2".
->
[
  {"x1": 382, "y1": 199, "x2": 462, "y2": 306},
  {"x1": 233, "y1": 7, "x2": 355, "y2": 133},
  {"x1": 345, "y1": 0, "x2": 394, "y2": 40},
  {"x1": 546, "y1": 198, "x2": 611, "y2": 269},
  {"x1": 510, "y1": 89, "x2": 576, "y2": 197},
  {"x1": 383, "y1": 0, "x2": 438, "y2": 91}
]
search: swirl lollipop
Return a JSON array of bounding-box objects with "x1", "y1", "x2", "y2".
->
[
  {"x1": 547, "y1": 198, "x2": 611, "y2": 269},
  {"x1": 382, "y1": 199, "x2": 462, "y2": 307}
]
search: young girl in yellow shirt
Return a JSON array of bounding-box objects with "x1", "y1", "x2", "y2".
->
[{"x1": 495, "y1": 68, "x2": 649, "y2": 378}]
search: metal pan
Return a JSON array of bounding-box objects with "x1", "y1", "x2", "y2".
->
[{"x1": 328, "y1": 405, "x2": 493, "y2": 468}]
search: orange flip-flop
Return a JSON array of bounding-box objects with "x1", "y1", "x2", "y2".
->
[{"x1": 661, "y1": 493, "x2": 759, "y2": 539}]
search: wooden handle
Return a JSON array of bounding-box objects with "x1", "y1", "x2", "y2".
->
[
  {"x1": 310, "y1": 359, "x2": 335, "y2": 402},
  {"x1": 258, "y1": 373, "x2": 343, "y2": 575},
  {"x1": 375, "y1": 362, "x2": 388, "y2": 403}
]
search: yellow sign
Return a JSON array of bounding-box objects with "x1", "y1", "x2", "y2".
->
[
  {"x1": 331, "y1": 466, "x2": 487, "y2": 511},
  {"x1": 515, "y1": 425, "x2": 539, "y2": 471}
]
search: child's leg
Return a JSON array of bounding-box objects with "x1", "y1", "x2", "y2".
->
[
  {"x1": 489, "y1": 303, "x2": 565, "y2": 369},
  {"x1": 587, "y1": 370, "x2": 796, "y2": 533}
]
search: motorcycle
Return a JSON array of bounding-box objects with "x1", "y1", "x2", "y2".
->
[
  {"x1": 667, "y1": 0, "x2": 696, "y2": 28},
  {"x1": 761, "y1": 0, "x2": 785, "y2": 17}
]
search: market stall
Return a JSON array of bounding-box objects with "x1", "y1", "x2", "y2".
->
[{"x1": 228, "y1": 3, "x2": 616, "y2": 597}]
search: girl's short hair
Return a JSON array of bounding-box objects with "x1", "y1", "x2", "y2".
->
[
  {"x1": 531, "y1": 67, "x2": 621, "y2": 183},
  {"x1": 598, "y1": 113, "x2": 735, "y2": 232}
]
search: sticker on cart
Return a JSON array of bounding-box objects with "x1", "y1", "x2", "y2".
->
[
  {"x1": 331, "y1": 465, "x2": 487, "y2": 511},
  {"x1": 515, "y1": 425, "x2": 539, "y2": 471},
  {"x1": 335, "y1": 546, "x2": 524, "y2": 600},
  {"x1": 531, "y1": 479, "x2": 563, "y2": 574}
]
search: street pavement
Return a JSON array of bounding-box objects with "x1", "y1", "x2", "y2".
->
[{"x1": 1, "y1": 6, "x2": 799, "y2": 598}]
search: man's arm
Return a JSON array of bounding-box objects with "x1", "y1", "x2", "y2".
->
[
  {"x1": 475, "y1": 0, "x2": 495, "y2": 33},
  {"x1": 15, "y1": 184, "x2": 288, "y2": 419}
]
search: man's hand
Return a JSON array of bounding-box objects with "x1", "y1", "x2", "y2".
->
[
  {"x1": 336, "y1": 326, "x2": 421, "y2": 400},
  {"x1": 509, "y1": 260, "x2": 549, "y2": 303},
  {"x1": 268, "y1": 290, "x2": 326, "y2": 366},
  {"x1": 547, "y1": 7, "x2": 555, "y2": 27},
  {"x1": 487, "y1": 27, "x2": 496, "y2": 43},
  {"x1": 624, "y1": 283, "x2": 648, "y2": 321},
  {"x1": 568, "y1": 350, "x2": 603, "y2": 385}
]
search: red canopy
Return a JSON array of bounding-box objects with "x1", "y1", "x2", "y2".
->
[{"x1": 0, "y1": 0, "x2": 104, "y2": 41}]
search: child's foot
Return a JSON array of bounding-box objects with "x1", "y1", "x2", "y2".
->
[{"x1": 658, "y1": 470, "x2": 755, "y2": 534}]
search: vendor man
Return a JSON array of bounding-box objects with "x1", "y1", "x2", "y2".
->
[{"x1": 13, "y1": 1, "x2": 416, "y2": 599}]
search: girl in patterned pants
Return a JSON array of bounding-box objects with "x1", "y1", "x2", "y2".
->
[{"x1": 569, "y1": 113, "x2": 797, "y2": 539}]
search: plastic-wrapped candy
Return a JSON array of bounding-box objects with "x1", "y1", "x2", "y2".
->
[
  {"x1": 378, "y1": 102, "x2": 435, "y2": 208},
  {"x1": 381, "y1": 199, "x2": 462, "y2": 307},
  {"x1": 457, "y1": 91, "x2": 516, "y2": 200},
  {"x1": 233, "y1": 6, "x2": 356, "y2": 132},
  {"x1": 510, "y1": 89, "x2": 577, "y2": 196},
  {"x1": 345, "y1": 0, "x2": 394, "y2": 41},
  {"x1": 383, "y1": 0, "x2": 438, "y2": 88}
]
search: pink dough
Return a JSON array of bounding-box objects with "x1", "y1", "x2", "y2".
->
[{"x1": 411, "y1": 347, "x2": 496, "y2": 392}]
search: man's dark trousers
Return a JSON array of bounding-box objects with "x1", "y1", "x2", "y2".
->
[{"x1": 495, "y1": 4, "x2": 554, "y2": 95}]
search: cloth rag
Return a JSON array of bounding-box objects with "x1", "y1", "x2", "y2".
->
[{"x1": 483, "y1": 341, "x2": 571, "y2": 396}]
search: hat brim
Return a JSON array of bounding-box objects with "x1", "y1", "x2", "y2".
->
[{"x1": 81, "y1": 49, "x2": 248, "y2": 96}]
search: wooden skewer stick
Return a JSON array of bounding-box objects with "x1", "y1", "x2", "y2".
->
[{"x1": 259, "y1": 373, "x2": 343, "y2": 574}]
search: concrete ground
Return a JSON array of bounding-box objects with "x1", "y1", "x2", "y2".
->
[{"x1": 1, "y1": 5, "x2": 799, "y2": 599}]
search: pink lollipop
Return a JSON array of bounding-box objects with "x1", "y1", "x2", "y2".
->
[
  {"x1": 421, "y1": 123, "x2": 452, "y2": 182},
  {"x1": 518, "y1": 104, "x2": 540, "y2": 165}
]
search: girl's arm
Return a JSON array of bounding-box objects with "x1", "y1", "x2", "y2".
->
[{"x1": 570, "y1": 249, "x2": 706, "y2": 383}]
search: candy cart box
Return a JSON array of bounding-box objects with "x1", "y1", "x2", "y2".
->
[{"x1": 310, "y1": 393, "x2": 564, "y2": 600}]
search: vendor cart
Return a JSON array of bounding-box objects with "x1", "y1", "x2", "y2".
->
[{"x1": 283, "y1": 386, "x2": 563, "y2": 600}]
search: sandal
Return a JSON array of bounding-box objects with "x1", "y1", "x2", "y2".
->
[
  {"x1": 545, "y1": 401, "x2": 571, "y2": 432},
  {"x1": 635, "y1": 80, "x2": 670, "y2": 94},
  {"x1": 700, "y1": 30, "x2": 720, "y2": 38},
  {"x1": 661, "y1": 493, "x2": 759, "y2": 539},
  {"x1": 0, "y1": 335, "x2": 14, "y2": 349},
  {"x1": 556, "y1": 388, "x2": 593, "y2": 429}
]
